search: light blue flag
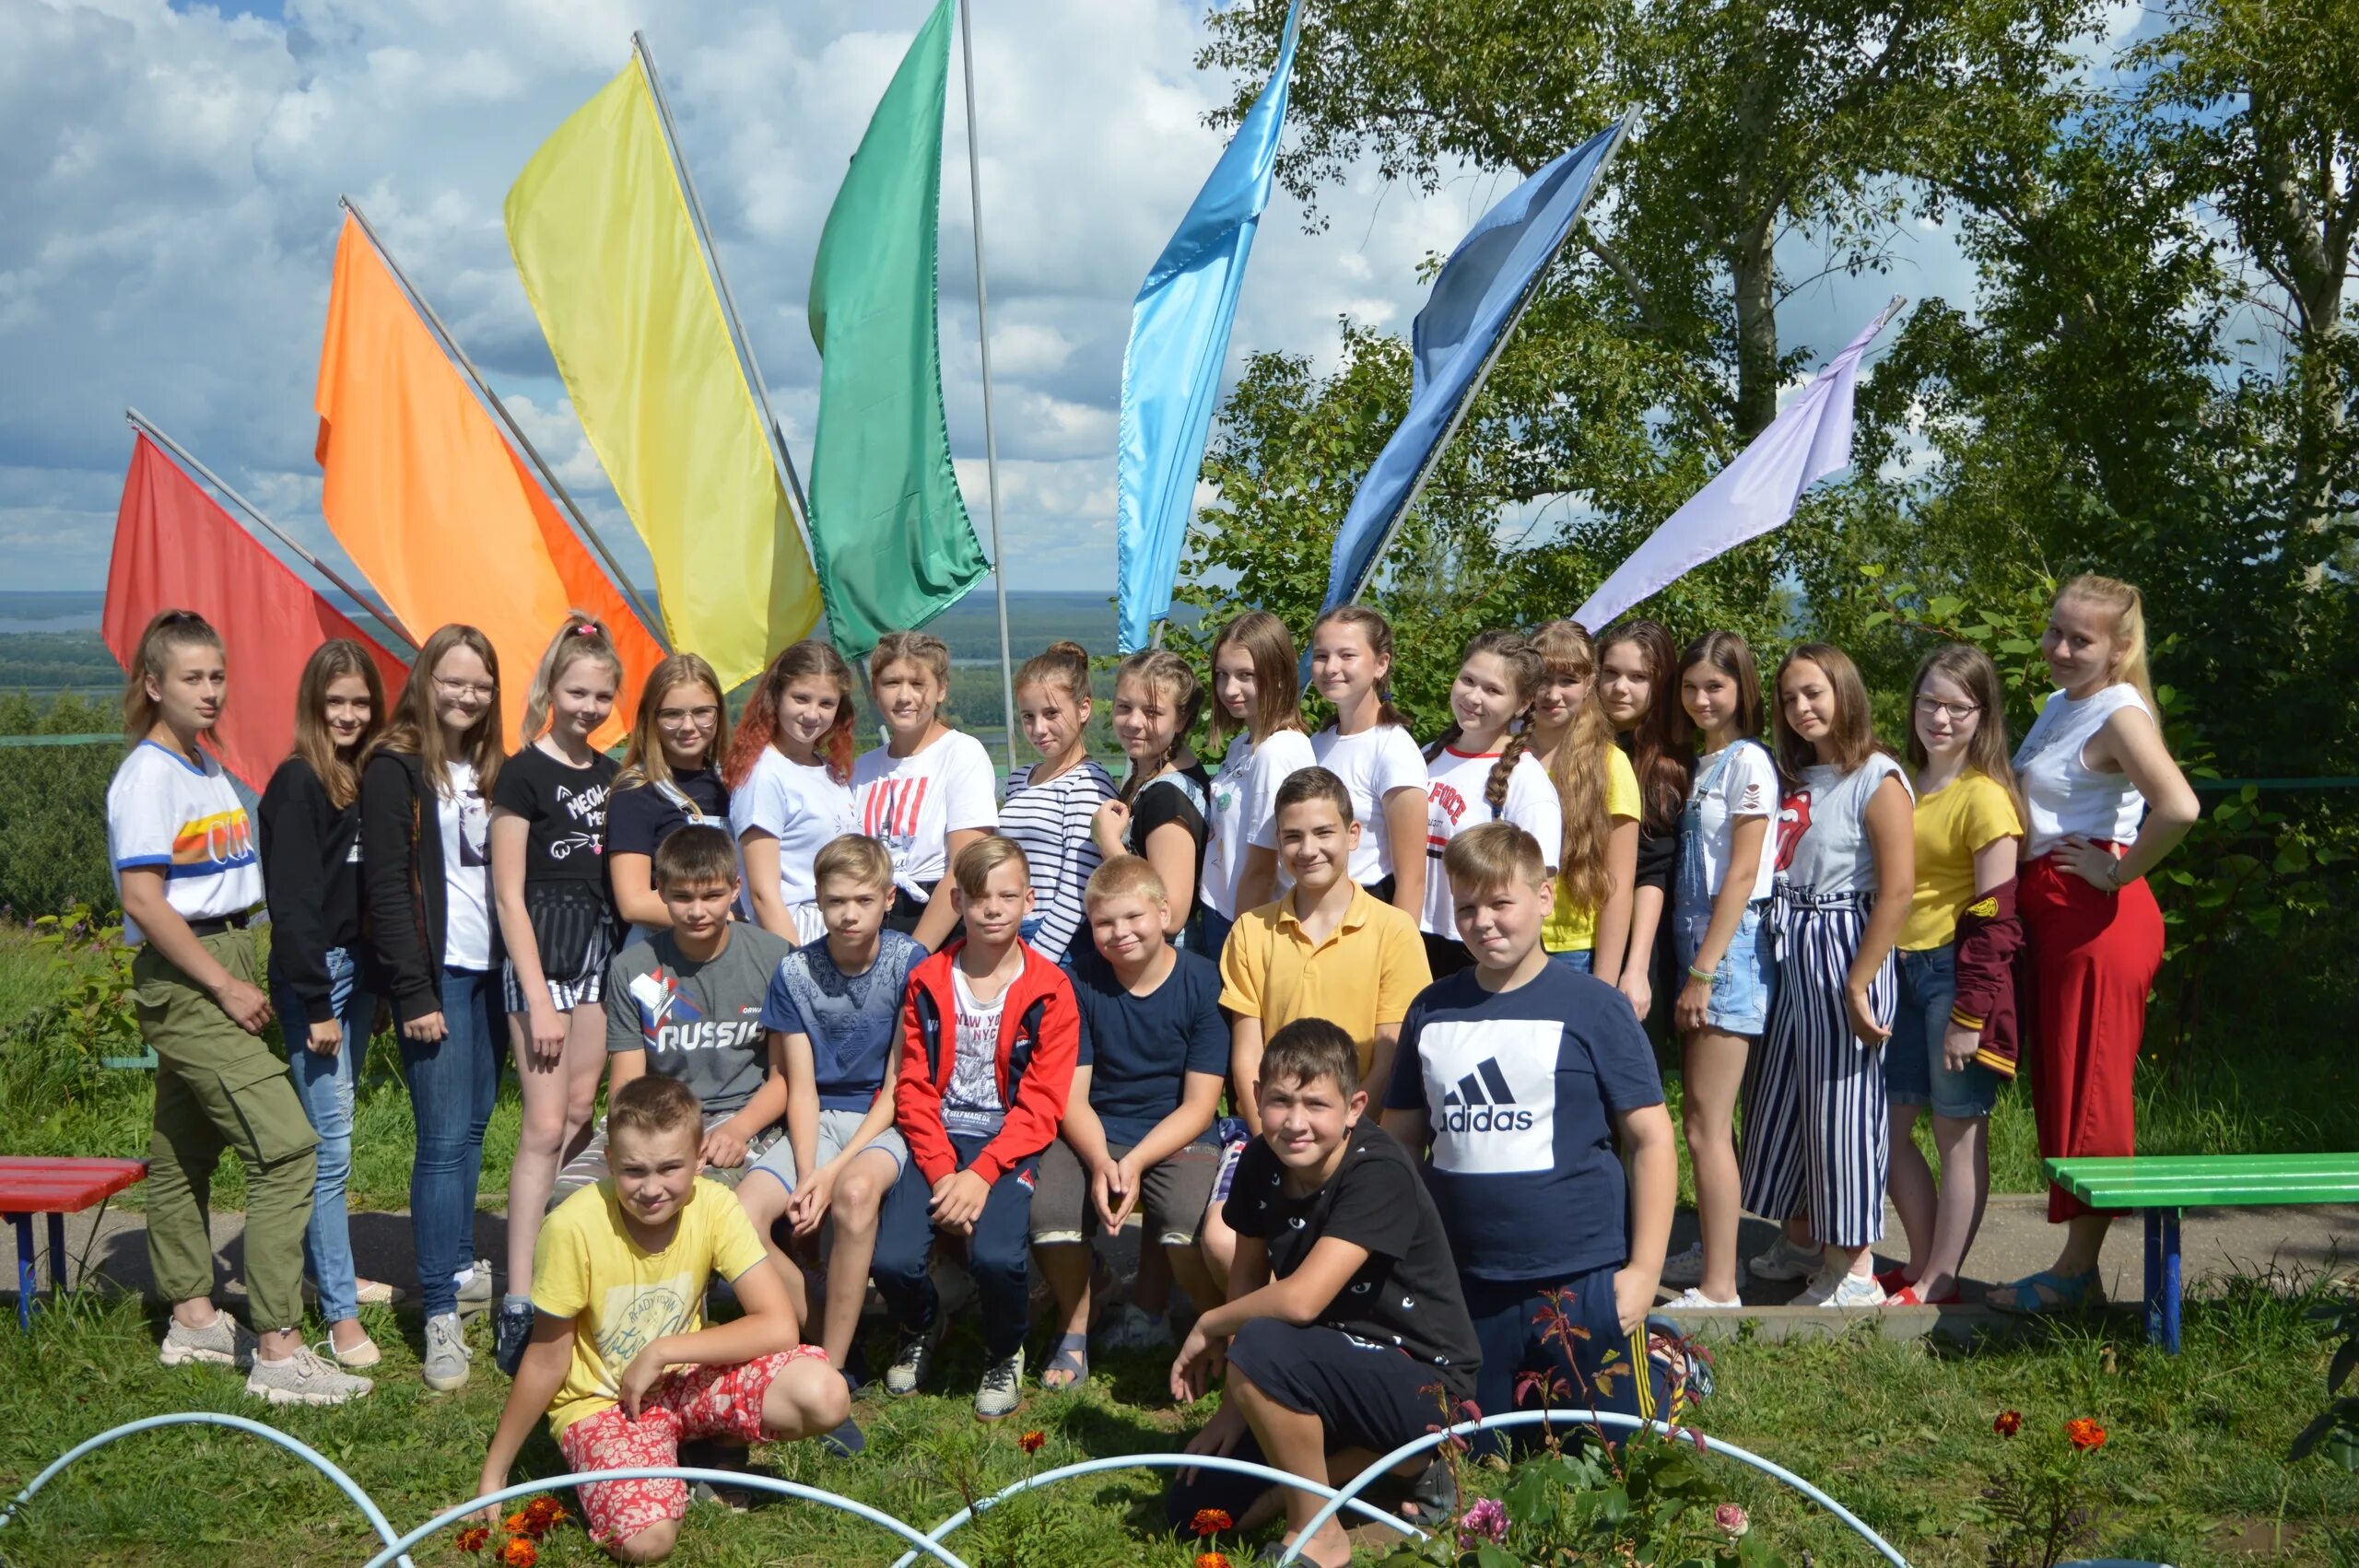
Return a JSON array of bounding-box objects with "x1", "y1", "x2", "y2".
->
[
  {"x1": 1114, "y1": 0, "x2": 1302, "y2": 652},
  {"x1": 1321, "y1": 118, "x2": 1628, "y2": 613}
]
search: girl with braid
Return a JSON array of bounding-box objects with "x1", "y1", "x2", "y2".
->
[
  {"x1": 1528, "y1": 620, "x2": 1640, "y2": 982},
  {"x1": 1416, "y1": 629, "x2": 1562, "y2": 977},
  {"x1": 1094, "y1": 649, "x2": 1212, "y2": 950}
]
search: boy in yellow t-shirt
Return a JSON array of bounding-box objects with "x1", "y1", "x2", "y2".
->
[{"x1": 478, "y1": 1075, "x2": 847, "y2": 1562}]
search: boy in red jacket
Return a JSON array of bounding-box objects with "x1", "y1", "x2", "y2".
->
[{"x1": 875, "y1": 835, "x2": 1079, "y2": 1420}]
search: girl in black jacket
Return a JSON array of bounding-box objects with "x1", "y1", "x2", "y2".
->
[
  {"x1": 359, "y1": 624, "x2": 504, "y2": 1392},
  {"x1": 259, "y1": 639, "x2": 391, "y2": 1368}
]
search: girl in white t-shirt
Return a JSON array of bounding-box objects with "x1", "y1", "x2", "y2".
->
[
  {"x1": 1092, "y1": 649, "x2": 1210, "y2": 948},
  {"x1": 1737, "y1": 643, "x2": 1915, "y2": 1310},
  {"x1": 1662, "y1": 629, "x2": 1777, "y2": 1310},
  {"x1": 1307, "y1": 604, "x2": 1427, "y2": 920},
  {"x1": 1203, "y1": 610, "x2": 1316, "y2": 954},
  {"x1": 851, "y1": 630, "x2": 1000, "y2": 952},
  {"x1": 359, "y1": 623, "x2": 506, "y2": 1388},
  {"x1": 1415, "y1": 628, "x2": 1562, "y2": 976},
  {"x1": 1003, "y1": 640, "x2": 1116, "y2": 965},
  {"x1": 727, "y1": 640, "x2": 858, "y2": 946}
]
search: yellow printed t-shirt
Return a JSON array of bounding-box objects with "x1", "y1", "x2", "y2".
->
[
  {"x1": 1219, "y1": 885, "x2": 1432, "y2": 1078},
  {"x1": 531, "y1": 1176, "x2": 768, "y2": 1434},
  {"x1": 1541, "y1": 745, "x2": 1643, "y2": 954},
  {"x1": 1900, "y1": 769, "x2": 2023, "y2": 951}
]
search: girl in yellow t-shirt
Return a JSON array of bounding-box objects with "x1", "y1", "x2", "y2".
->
[
  {"x1": 1528, "y1": 621, "x2": 1641, "y2": 981},
  {"x1": 1883, "y1": 645, "x2": 2024, "y2": 1306}
]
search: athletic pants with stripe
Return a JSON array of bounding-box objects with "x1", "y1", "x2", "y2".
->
[
  {"x1": 1739, "y1": 890, "x2": 1896, "y2": 1249},
  {"x1": 1461, "y1": 1265, "x2": 1671, "y2": 1457}
]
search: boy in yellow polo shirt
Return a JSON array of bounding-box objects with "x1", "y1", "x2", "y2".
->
[{"x1": 1206, "y1": 768, "x2": 1430, "y2": 1283}]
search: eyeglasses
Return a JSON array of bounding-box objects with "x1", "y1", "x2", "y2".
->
[
  {"x1": 1915, "y1": 696, "x2": 1980, "y2": 721},
  {"x1": 434, "y1": 676, "x2": 496, "y2": 701},
  {"x1": 655, "y1": 706, "x2": 722, "y2": 728}
]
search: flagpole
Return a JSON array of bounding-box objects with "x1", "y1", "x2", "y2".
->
[
  {"x1": 336, "y1": 197, "x2": 672, "y2": 651},
  {"x1": 123, "y1": 407, "x2": 419, "y2": 653},
  {"x1": 1340, "y1": 110, "x2": 1637, "y2": 608},
  {"x1": 957, "y1": 0, "x2": 1020, "y2": 777}
]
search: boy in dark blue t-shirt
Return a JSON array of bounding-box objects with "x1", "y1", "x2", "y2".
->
[
  {"x1": 1383, "y1": 822, "x2": 1681, "y2": 1442},
  {"x1": 1030, "y1": 856, "x2": 1227, "y2": 1387}
]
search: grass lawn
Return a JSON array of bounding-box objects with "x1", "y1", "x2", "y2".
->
[{"x1": 2, "y1": 930, "x2": 2355, "y2": 1564}]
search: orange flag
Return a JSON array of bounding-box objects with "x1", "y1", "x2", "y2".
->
[{"x1": 312, "y1": 214, "x2": 660, "y2": 749}]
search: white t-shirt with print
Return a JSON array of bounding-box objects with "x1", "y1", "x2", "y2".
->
[
  {"x1": 105, "y1": 741, "x2": 263, "y2": 946},
  {"x1": 1310, "y1": 722, "x2": 1428, "y2": 886},
  {"x1": 1687, "y1": 740, "x2": 1779, "y2": 905},
  {"x1": 729, "y1": 747, "x2": 856, "y2": 941},
  {"x1": 438, "y1": 760, "x2": 494, "y2": 972},
  {"x1": 851, "y1": 731, "x2": 1000, "y2": 902},
  {"x1": 1775, "y1": 754, "x2": 1913, "y2": 896},
  {"x1": 1204, "y1": 728, "x2": 1318, "y2": 919},
  {"x1": 1419, "y1": 745, "x2": 1564, "y2": 936},
  {"x1": 943, "y1": 965, "x2": 1009, "y2": 1137}
]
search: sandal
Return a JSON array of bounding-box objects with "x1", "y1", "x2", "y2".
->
[
  {"x1": 1039, "y1": 1331, "x2": 1089, "y2": 1390},
  {"x1": 1884, "y1": 1281, "x2": 1962, "y2": 1307},
  {"x1": 1396, "y1": 1454, "x2": 1457, "y2": 1524},
  {"x1": 1987, "y1": 1269, "x2": 2103, "y2": 1315}
]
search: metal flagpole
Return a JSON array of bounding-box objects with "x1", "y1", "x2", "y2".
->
[
  {"x1": 124, "y1": 407, "x2": 420, "y2": 653},
  {"x1": 631, "y1": 35, "x2": 822, "y2": 562},
  {"x1": 1341, "y1": 110, "x2": 1637, "y2": 607},
  {"x1": 957, "y1": 0, "x2": 1021, "y2": 776},
  {"x1": 336, "y1": 196, "x2": 672, "y2": 650}
]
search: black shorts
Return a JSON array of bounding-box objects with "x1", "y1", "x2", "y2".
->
[{"x1": 1162, "y1": 1319, "x2": 1464, "y2": 1530}]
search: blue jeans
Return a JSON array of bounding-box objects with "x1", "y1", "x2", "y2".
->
[
  {"x1": 269, "y1": 947, "x2": 376, "y2": 1324},
  {"x1": 871, "y1": 1131, "x2": 1039, "y2": 1362},
  {"x1": 1883, "y1": 944, "x2": 2001, "y2": 1119},
  {"x1": 1546, "y1": 948, "x2": 1593, "y2": 974},
  {"x1": 398, "y1": 967, "x2": 501, "y2": 1316},
  {"x1": 1196, "y1": 906, "x2": 1236, "y2": 963}
]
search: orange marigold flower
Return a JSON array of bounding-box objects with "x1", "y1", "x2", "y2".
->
[
  {"x1": 1017, "y1": 1429, "x2": 1047, "y2": 1454},
  {"x1": 2065, "y1": 1417, "x2": 2107, "y2": 1451},
  {"x1": 1993, "y1": 1410, "x2": 2024, "y2": 1437},
  {"x1": 523, "y1": 1496, "x2": 565, "y2": 1526},
  {"x1": 499, "y1": 1539, "x2": 538, "y2": 1568},
  {"x1": 1191, "y1": 1507, "x2": 1234, "y2": 1536},
  {"x1": 455, "y1": 1526, "x2": 490, "y2": 1553},
  {"x1": 1196, "y1": 1553, "x2": 1231, "y2": 1568},
  {"x1": 503, "y1": 1511, "x2": 531, "y2": 1535}
]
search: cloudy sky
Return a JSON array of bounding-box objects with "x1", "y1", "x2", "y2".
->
[{"x1": 3, "y1": 0, "x2": 2011, "y2": 601}]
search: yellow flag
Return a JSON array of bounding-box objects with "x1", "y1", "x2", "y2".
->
[{"x1": 504, "y1": 62, "x2": 821, "y2": 690}]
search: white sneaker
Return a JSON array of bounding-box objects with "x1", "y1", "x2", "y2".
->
[
  {"x1": 158, "y1": 1312, "x2": 256, "y2": 1370},
  {"x1": 1748, "y1": 1235, "x2": 1823, "y2": 1281},
  {"x1": 422, "y1": 1311, "x2": 473, "y2": 1392},
  {"x1": 1798, "y1": 1270, "x2": 1885, "y2": 1308},
  {"x1": 974, "y1": 1347, "x2": 1025, "y2": 1422},
  {"x1": 246, "y1": 1345, "x2": 373, "y2": 1406},
  {"x1": 1659, "y1": 1242, "x2": 1707, "y2": 1287},
  {"x1": 1665, "y1": 1286, "x2": 1743, "y2": 1310}
]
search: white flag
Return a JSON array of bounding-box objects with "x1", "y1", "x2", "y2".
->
[{"x1": 1573, "y1": 304, "x2": 1896, "y2": 631}]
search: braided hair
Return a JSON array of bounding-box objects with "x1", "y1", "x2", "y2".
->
[
  {"x1": 1425, "y1": 628, "x2": 1544, "y2": 820},
  {"x1": 1111, "y1": 649, "x2": 1204, "y2": 804}
]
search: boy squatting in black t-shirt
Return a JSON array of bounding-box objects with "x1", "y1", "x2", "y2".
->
[{"x1": 1163, "y1": 1018, "x2": 1481, "y2": 1568}]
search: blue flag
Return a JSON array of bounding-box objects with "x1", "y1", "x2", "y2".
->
[
  {"x1": 1114, "y1": 1, "x2": 1302, "y2": 652},
  {"x1": 1321, "y1": 119, "x2": 1627, "y2": 612}
]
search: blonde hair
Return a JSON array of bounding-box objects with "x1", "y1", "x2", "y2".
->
[
  {"x1": 814, "y1": 834, "x2": 896, "y2": 895},
  {"x1": 617, "y1": 653, "x2": 729, "y2": 793},
  {"x1": 367, "y1": 623, "x2": 505, "y2": 800},
  {"x1": 871, "y1": 630, "x2": 954, "y2": 702},
  {"x1": 122, "y1": 609, "x2": 224, "y2": 743},
  {"x1": 952, "y1": 834, "x2": 1030, "y2": 898},
  {"x1": 607, "y1": 1072, "x2": 702, "y2": 1144},
  {"x1": 1085, "y1": 853, "x2": 1167, "y2": 907},
  {"x1": 1206, "y1": 610, "x2": 1305, "y2": 753},
  {"x1": 290, "y1": 638, "x2": 388, "y2": 809},
  {"x1": 2057, "y1": 574, "x2": 2157, "y2": 712},
  {"x1": 1772, "y1": 642, "x2": 1882, "y2": 778},
  {"x1": 522, "y1": 611, "x2": 623, "y2": 745},
  {"x1": 1442, "y1": 820, "x2": 1549, "y2": 896},
  {"x1": 1112, "y1": 649, "x2": 1205, "y2": 804},
  {"x1": 1530, "y1": 620, "x2": 1613, "y2": 922},
  {"x1": 726, "y1": 640, "x2": 857, "y2": 787}
]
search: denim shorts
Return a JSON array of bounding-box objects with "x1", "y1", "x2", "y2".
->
[
  {"x1": 1546, "y1": 948, "x2": 1593, "y2": 974},
  {"x1": 1672, "y1": 901, "x2": 1774, "y2": 1036},
  {"x1": 1882, "y1": 943, "x2": 2001, "y2": 1119}
]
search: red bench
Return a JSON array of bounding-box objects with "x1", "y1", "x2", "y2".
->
[{"x1": 0, "y1": 1157, "x2": 147, "y2": 1329}]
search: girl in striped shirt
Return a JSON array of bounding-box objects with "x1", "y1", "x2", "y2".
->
[{"x1": 1003, "y1": 640, "x2": 1116, "y2": 965}]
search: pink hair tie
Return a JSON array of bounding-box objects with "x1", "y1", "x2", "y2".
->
[{"x1": 571, "y1": 623, "x2": 600, "y2": 638}]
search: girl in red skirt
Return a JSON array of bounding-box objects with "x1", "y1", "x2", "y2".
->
[{"x1": 1989, "y1": 576, "x2": 2199, "y2": 1313}]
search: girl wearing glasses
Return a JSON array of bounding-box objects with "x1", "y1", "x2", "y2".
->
[
  {"x1": 605, "y1": 653, "x2": 733, "y2": 939},
  {"x1": 1880, "y1": 645, "x2": 2023, "y2": 1306},
  {"x1": 360, "y1": 623, "x2": 506, "y2": 1391}
]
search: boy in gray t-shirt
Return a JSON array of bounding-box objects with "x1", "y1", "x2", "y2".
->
[{"x1": 549, "y1": 828, "x2": 792, "y2": 1209}]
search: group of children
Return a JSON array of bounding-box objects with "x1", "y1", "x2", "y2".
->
[{"x1": 101, "y1": 572, "x2": 2196, "y2": 1565}]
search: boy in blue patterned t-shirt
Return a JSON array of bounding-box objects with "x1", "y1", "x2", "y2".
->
[{"x1": 736, "y1": 836, "x2": 921, "y2": 1453}]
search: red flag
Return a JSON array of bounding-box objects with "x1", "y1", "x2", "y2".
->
[{"x1": 102, "y1": 432, "x2": 409, "y2": 791}]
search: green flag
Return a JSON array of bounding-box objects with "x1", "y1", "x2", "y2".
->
[{"x1": 806, "y1": 0, "x2": 989, "y2": 657}]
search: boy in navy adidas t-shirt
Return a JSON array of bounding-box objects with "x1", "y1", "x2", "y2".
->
[{"x1": 1383, "y1": 822, "x2": 1679, "y2": 1445}]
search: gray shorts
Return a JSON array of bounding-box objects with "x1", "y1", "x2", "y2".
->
[
  {"x1": 1029, "y1": 1136, "x2": 1221, "y2": 1247},
  {"x1": 546, "y1": 1111, "x2": 780, "y2": 1212},
  {"x1": 745, "y1": 1107, "x2": 910, "y2": 1193}
]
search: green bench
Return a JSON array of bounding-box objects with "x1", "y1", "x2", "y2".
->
[{"x1": 2045, "y1": 1153, "x2": 2359, "y2": 1352}]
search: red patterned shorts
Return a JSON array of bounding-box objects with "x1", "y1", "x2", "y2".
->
[{"x1": 556, "y1": 1346, "x2": 830, "y2": 1546}]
